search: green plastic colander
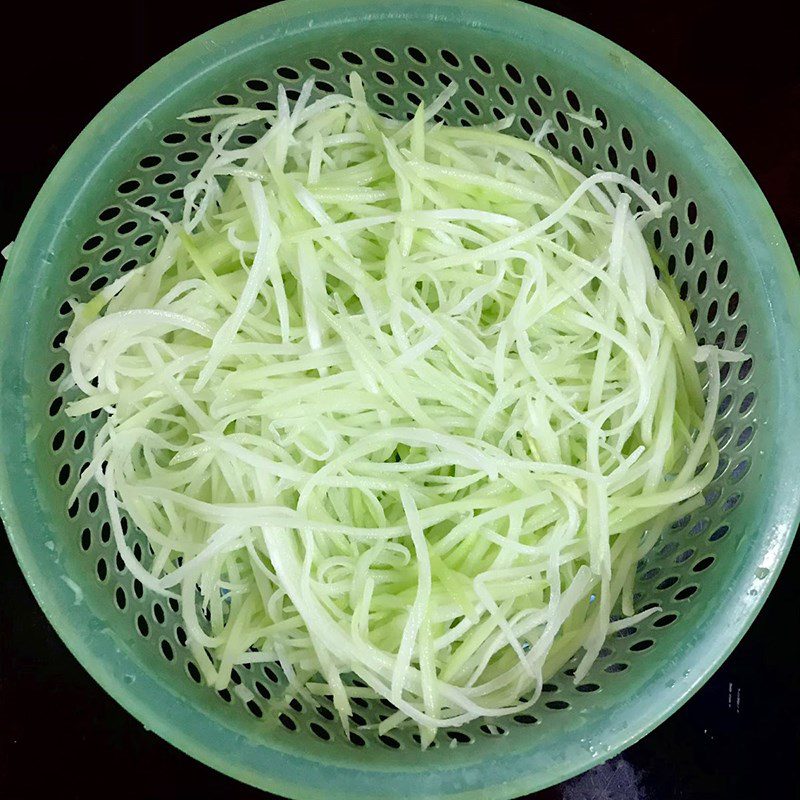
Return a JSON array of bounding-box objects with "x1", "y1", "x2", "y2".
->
[{"x1": 1, "y1": 1, "x2": 798, "y2": 797}]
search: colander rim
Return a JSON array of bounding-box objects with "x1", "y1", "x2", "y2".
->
[{"x1": 1, "y1": 1, "x2": 798, "y2": 798}]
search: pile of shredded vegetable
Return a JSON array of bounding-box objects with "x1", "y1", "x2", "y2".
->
[{"x1": 64, "y1": 75, "x2": 744, "y2": 744}]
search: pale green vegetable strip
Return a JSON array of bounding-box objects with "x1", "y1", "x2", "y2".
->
[{"x1": 65, "y1": 75, "x2": 742, "y2": 743}]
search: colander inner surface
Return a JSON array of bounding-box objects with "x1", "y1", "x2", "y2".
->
[{"x1": 28, "y1": 33, "x2": 763, "y2": 766}]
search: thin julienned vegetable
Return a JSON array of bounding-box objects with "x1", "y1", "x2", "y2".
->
[{"x1": 64, "y1": 75, "x2": 745, "y2": 744}]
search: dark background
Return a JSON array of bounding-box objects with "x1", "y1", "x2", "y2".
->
[{"x1": 1, "y1": 2, "x2": 797, "y2": 798}]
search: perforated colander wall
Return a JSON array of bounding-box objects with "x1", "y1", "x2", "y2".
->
[
  {"x1": 38, "y1": 44, "x2": 759, "y2": 752},
  {"x1": 2, "y1": 3, "x2": 795, "y2": 797}
]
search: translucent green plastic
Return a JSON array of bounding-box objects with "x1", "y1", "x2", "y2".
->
[{"x1": 1, "y1": 1, "x2": 798, "y2": 797}]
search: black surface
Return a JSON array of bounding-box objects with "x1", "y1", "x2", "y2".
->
[{"x1": 0, "y1": 2, "x2": 797, "y2": 798}]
